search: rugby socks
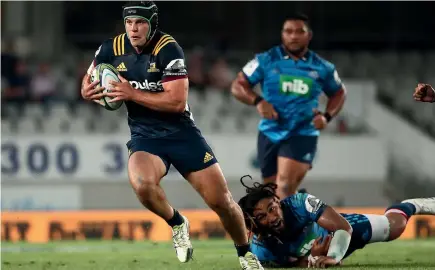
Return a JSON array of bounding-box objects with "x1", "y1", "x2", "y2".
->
[
  {"x1": 385, "y1": 202, "x2": 416, "y2": 220},
  {"x1": 235, "y1": 243, "x2": 251, "y2": 257},
  {"x1": 166, "y1": 209, "x2": 184, "y2": 227}
]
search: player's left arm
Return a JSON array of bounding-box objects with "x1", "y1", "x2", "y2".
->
[
  {"x1": 321, "y1": 66, "x2": 347, "y2": 122},
  {"x1": 113, "y1": 41, "x2": 188, "y2": 113},
  {"x1": 297, "y1": 194, "x2": 352, "y2": 267}
]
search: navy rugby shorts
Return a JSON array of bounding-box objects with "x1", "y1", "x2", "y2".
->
[
  {"x1": 257, "y1": 132, "x2": 318, "y2": 178},
  {"x1": 126, "y1": 126, "x2": 218, "y2": 176}
]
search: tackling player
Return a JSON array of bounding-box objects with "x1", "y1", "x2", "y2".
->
[
  {"x1": 237, "y1": 175, "x2": 435, "y2": 268},
  {"x1": 80, "y1": 2, "x2": 263, "y2": 269},
  {"x1": 413, "y1": 83, "x2": 435, "y2": 103},
  {"x1": 231, "y1": 14, "x2": 346, "y2": 199}
]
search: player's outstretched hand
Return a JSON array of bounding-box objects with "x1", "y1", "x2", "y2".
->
[
  {"x1": 312, "y1": 109, "x2": 328, "y2": 130},
  {"x1": 413, "y1": 83, "x2": 435, "y2": 103},
  {"x1": 105, "y1": 74, "x2": 137, "y2": 103},
  {"x1": 81, "y1": 74, "x2": 105, "y2": 101},
  {"x1": 256, "y1": 100, "x2": 278, "y2": 120}
]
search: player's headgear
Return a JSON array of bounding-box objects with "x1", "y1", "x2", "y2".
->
[
  {"x1": 237, "y1": 175, "x2": 280, "y2": 239},
  {"x1": 122, "y1": 1, "x2": 158, "y2": 40}
]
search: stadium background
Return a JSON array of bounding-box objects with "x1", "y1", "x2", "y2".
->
[{"x1": 1, "y1": 1, "x2": 435, "y2": 243}]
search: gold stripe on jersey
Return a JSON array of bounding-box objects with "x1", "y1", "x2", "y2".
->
[
  {"x1": 152, "y1": 34, "x2": 170, "y2": 54},
  {"x1": 154, "y1": 39, "x2": 176, "y2": 55},
  {"x1": 117, "y1": 34, "x2": 123, "y2": 55},
  {"x1": 113, "y1": 35, "x2": 118, "y2": 56},
  {"x1": 152, "y1": 34, "x2": 174, "y2": 55},
  {"x1": 121, "y1": 33, "x2": 125, "y2": 55},
  {"x1": 113, "y1": 34, "x2": 126, "y2": 56}
]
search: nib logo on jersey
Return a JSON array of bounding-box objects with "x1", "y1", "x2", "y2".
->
[
  {"x1": 279, "y1": 75, "x2": 313, "y2": 97},
  {"x1": 129, "y1": 80, "x2": 164, "y2": 92}
]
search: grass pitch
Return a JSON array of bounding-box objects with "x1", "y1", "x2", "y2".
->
[{"x1": 2, "y1": 239, "x2": 435, "y2": 270}]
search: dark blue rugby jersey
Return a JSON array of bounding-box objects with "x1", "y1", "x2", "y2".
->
[{"x1": 87, "y1": 31, "x2": 195, "y2": 138}]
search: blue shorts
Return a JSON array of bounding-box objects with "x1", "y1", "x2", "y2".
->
[
  {"x1": 257, "y1": 132, "x2": 318, "y2": 178},
  {"x1": 341, "y1": 213, "x2": 372, "y2": 258},
  {"x1": 126, "y1": 126, "x2": 218, "y2": 177}
]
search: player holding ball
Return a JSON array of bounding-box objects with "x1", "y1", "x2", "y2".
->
[{"x1": 81, "y1": 1, "x2": 264, "y2": 269}]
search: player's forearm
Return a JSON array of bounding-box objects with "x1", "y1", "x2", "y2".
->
[
  {"x1": 325, "y1": 88, "x2": 346, "y2": 117},
  {"x1": 231, "y1": 77, "x2": 258, "y2": 105},
  {"x1": 327, "y1": 229, "x2": 352, "y2": 263},
  {"x1": 132, "y1": 89, "x2": 186, "y2": 113}
]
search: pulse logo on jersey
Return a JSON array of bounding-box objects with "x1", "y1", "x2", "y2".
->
[
  {"x1": 129, "y1": 80, "x2": 163, "y2": 92},
  {"x1": 279, "y1": 75, "x2": 313, "y2": 97}
]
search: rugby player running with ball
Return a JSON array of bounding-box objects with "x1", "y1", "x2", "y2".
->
[{"x1": 81, "y1": 1, "x2": 264, "y2": 269}]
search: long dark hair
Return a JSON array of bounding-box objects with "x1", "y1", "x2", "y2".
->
[{"x1": 237, "y1": 175, "x2": 280, "y2": 240}]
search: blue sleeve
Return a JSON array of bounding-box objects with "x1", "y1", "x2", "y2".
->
[
  {"x1": 251, "y1": 240, "x2": 279, "y2": 265},
  {"x1": 241, "y1": 54, "x2": 265, "y2": 86},
  {"x1": 322, "y1": 64, "x2": 343, "y2": 97},
  {"x1": 285, "y1": 193, "x2": 327, "y2": 222},
  {"x1": 251, "y1": 239, "x2": 299, "y2": 268}
]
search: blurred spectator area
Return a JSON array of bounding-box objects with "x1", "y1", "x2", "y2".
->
[{"x1": 1, "y1": 1, "x2": 434, "y2": 137}]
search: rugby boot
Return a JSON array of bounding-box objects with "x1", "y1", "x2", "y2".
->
[
  {"x1": 171, "y1": 215, "x2": 193, "y2": 262},
  {"x1": 402, "y1": 197, "x2": 435, "y2": 215},
  {"x1": 239, "y1": 251, "x2": 264, "y2": 270}
]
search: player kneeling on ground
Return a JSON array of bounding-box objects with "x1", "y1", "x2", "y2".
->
[
  {"x1": 80, "y1": 1, "x2": 263, "y2": 269},
  {"x1": 237, "y1": 175, "x2": 435, "y2": 268}
]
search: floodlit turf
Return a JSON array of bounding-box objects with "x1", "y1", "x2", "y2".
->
[{"x1": 2, "y1": 239, "x2": 435, "y2": 269}]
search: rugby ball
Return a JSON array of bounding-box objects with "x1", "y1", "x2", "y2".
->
[{"x1": 90, "y1": 63, "x2": 124, "y2": 111}]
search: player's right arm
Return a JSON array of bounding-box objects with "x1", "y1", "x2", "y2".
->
[
  {"x1": 231, "y1": 56, "x2": 278, "y2": 120},
  {"x1": 81, "y1": 41, "x2": 113, "y2": 105},
  {"x1": 289, "y1": 193, "x2": 352, "y2": 268}
]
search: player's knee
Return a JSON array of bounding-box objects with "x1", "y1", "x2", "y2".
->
[
  {"x1": 277, "y1": 173, "x2": 299, "y2": 194},
  {"x1": 133, "y1": 175, "x2": 160, "y2": 199},
  {"x1": 277, "y1": 170, "x2": 303, "y2": 184},
  {"x1": 385, "y1": 213, "x2": 407, "y2": 241},
  {"x1": 205, "y1": 190, "x2": 233, "y2": 214},
  {"x1": 263, "y1": 175, "x2": 276, "y2": 185}
]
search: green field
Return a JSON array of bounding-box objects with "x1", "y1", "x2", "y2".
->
[{"x1": 2, "y1": 240, "x2": 435, "y2": 269}]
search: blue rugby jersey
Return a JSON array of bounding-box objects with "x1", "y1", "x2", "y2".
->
[
  {"x1": 251, "y1": 193, "x2": 372, "y2": 267},
  {"x1": 242, "y1": 46, "x2": 343, "y2": 143}
]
